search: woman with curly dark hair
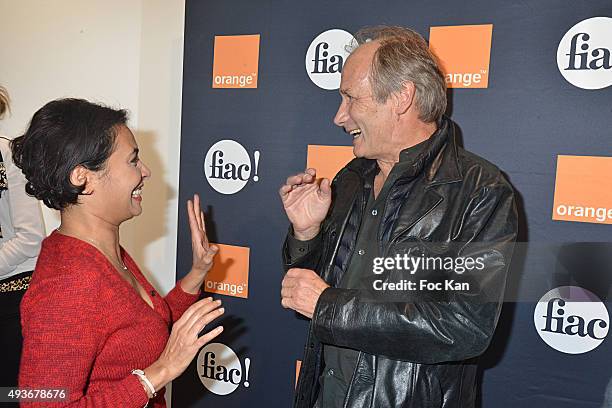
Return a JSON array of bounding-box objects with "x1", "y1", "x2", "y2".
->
[{"x1": 15, "y1": 98, "x2": 224, "y2": 407}]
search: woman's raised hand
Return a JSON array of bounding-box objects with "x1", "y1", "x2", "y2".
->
[
  {"x1": 180, "y1": 194, "x2": 219, "y2": 294},
  {"x1": 188, "y1": 194, "x2": 218, "y2": 274}
]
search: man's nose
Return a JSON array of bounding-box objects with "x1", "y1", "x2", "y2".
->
[{"x1": 333, "y1": 99, "x2": 349, "y2": 128}]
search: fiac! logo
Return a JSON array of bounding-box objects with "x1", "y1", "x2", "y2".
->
[
  {"x1": 197, "y1": 343, "x2": 251, "y2": 395},
  {"x1": 305, "y1": 29, "x2": 354, "y2": 90},
  {"x1": 534, "y1": 286, "x2": 609, "y2": 354},
  {"x1": 204, "y1": 140, "x2": 260, "y2": 195},
  {"x1": 557, "y1": 17, "x2": 612, "y2": 89}
]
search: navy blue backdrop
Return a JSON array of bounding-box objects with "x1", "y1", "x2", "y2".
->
[{"x1": 174, "y1": 1, "x2": 612, "y2": 407}]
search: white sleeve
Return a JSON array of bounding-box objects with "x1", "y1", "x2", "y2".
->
[{"x1": 0, "y1": 138, "x2": 45, "y2": 275}]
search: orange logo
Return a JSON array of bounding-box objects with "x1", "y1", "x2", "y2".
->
[
  {"x1": 552, "y1": 155, "x2": 612, "y2": 225},
  {"x1": 295, "y1": 360, "x2": 302, "y2": 388},
  {"x1": 429, "y1": 24, "x2": 493, "y2": 88},
  {"x1": 203, "y1": 244, "x2": 250, "y2": 298},
  {"x1": 306, "y1": 145, "x2": 355, "y2": 181},
  {"x1": 212, "y1": 34, "x2": 260, "y2": 89}
]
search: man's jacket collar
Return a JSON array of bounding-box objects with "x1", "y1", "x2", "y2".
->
[
  {"x1": 344, "y1": 116, "x2": 463, "y2": 187},
  {"x1": 425, "y1": 117, "x2": 463, "y2": 187}
]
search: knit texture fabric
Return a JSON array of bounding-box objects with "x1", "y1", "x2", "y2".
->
[{"x1": 19, "y1": 231, "x2": 199, "y2": 407}]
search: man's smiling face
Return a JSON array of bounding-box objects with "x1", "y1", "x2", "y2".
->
[{"x1": 333, "y1": 41, "x2": 397, "y2": 160}]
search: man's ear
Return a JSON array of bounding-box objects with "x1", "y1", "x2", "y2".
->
[
  {"x1": 70, "y1": 165, "x2": 92, "y2": 194},
  {"x1": 394, "y1": 81, "x2": 416, "y2": 115}
]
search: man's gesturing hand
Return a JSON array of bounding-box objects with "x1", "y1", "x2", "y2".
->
[
  {"x1": 279, "y1": 168, "x2": 331, "y2": 241},
  {"x1": 281, "y1": 268, "x2": 329, "y2": 319}
]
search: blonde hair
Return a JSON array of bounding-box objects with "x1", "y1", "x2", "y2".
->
[{"x1": 0, "y1": 86, "x2": 9, "y2": 119}]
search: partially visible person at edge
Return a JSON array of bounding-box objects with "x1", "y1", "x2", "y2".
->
[
  {"x1": 279, "y1": 26, "x2": 517, "y2": 408},
  {"x1": 0, "y1": 86, "x2": 45, "y2": 401},
  {"x1": 15, "y1": 98, "x2": 224, "y2": 407}
]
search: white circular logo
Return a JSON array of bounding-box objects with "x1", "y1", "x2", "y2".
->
[
  {"x1": 204, "y1": 140, "x2": 251, "y2": 194},
  {"x1": 197, "y1": 343, "x2": 251, "y2": 395},
  {"x1": 534, "y1": 286, "x2": 609, "y2": 354},
  {"x1": 557, "y1": 16, "x2": 612, "y2": 89},
  {"x1": 305, "y1": 29, "x2": 355, "y2": 90}
]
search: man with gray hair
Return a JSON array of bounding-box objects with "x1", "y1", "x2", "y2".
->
[{"x1": 280, "y1": 26, "x2": 517, "y2": 407}]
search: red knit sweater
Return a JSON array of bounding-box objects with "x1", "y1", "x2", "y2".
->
[{"x1": 19, "y1": 231, "x2": 199, "y2": 407}]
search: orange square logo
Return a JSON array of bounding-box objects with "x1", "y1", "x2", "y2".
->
[
  {"x1": 212, "y1": 34, "x2": 260, "y2": 89},
  {"x1": 295, "y1": 360, "x2": 302, "y2": 389},
  {"x1": 552, "y1": 155, "x2": 612, "y2": 225},
  {"x1": 306, "y1": 145, "x2": 355, "y2": 181},
  {"x1": 204, "y1": 243, "x2": 250, "y2": 298},
  {"x1": 429, "y1": 24, "x2": 493, "y2": 88}
]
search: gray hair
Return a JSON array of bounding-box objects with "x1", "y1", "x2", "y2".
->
[{"x1": 349, "y1": 26, "x2": 447, "y2": 123}]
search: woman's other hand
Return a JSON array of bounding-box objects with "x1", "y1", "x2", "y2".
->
[
  {"x1": 181, "y1": 194, "x2": 219, "y2": 294},
  {"x1": 144, "y1": 297, "x2": 224, "y2": 391}
]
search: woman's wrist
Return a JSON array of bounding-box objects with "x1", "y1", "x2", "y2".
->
[
  {"x1": 132, "y1": 370, "x2": 156, "y2": 399},
  {"x1": 143, "y1": 360, "x2": 173, "y2": 394},
  {"x1": 179, "y1": 269, "x2": 206, "y2": 295}
]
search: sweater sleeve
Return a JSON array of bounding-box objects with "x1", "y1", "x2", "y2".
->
[
  {"x1": 0, "y1": 138, "x2": 45, "y2": 276},
  {"x1": 164, "y1": 280, "x2": 200, "y2": 323},
  {"x1": 19, "y1": 264, "x2": 150, "y2": 408}
]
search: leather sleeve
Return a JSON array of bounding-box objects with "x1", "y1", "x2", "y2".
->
[
  {"x1": 282, "y1": 226, "x2": 324, "y2": 272},
  {"x1": 312, "y1": 175, "x2": 518, "y2": 364}
]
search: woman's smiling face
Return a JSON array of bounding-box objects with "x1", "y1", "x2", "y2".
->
[{"x1": 85, "y1": 125, "x2": 151, "y2": 224}]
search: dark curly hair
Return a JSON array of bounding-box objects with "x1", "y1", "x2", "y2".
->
[{"x1": 11, "y1": 98, "x2": 128, "y2": 210}]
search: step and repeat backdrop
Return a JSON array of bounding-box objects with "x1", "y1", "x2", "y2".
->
[{"x1": 174, "y1": 1, "x2": 612, "y2": 407}]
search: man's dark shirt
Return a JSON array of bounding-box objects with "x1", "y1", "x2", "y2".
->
[{"x1": 286, "y1": 135, "x2": 436, "y2": 407}]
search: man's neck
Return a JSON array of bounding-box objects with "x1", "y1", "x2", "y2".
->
[{"x1": 375, "y1": 119, "x2": 438, "y2": 181}]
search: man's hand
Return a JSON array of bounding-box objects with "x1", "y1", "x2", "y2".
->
[
  {"x1": 281, "y1": 268, "x2": 329, "y2": 319},
  {"x1": 279, "y1": 168, "x2": 332, "y2": 241}
]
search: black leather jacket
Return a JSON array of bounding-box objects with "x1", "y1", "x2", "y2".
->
[{"x1": 283, "y1": 117, "x2": 518, "y2": 408}]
